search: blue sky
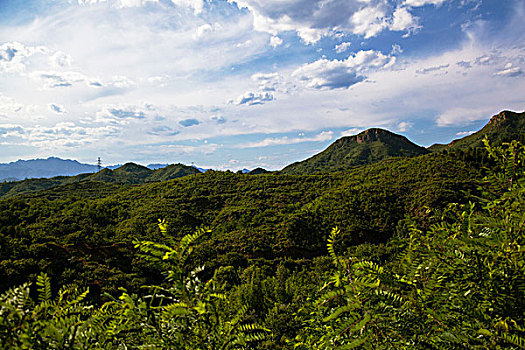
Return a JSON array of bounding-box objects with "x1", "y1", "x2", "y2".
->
[{"x1": 0, "y1": 0, "x2": 524, "y2": 170}]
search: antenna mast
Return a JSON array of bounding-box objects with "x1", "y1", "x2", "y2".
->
[{"x1": 97, "y1": 157, "x2": 102, "y2": 172}]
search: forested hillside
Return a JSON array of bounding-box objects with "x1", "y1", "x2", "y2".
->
[
  {"x1": 282, "y1": 128, "x2": 429, "y2": 174},
  {"x1": 0, "y1": 138, "x2": 523, "y2": 349},
  {"x1": 0, "y1": 163, "x2": 199, "y2": 199},
  {"x1": 0, "y1": 110, "x2": 523, "y2": 349}
]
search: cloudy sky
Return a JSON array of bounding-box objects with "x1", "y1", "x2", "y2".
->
[{"x1": 0, "y1": 0, "x2": 524, "y2": 170}]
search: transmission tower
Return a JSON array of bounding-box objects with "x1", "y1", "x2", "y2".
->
[{"x1": 97, "y1": 157, "x2": 102, "y2": 172}]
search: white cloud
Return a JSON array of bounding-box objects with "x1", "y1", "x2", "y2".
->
[
  {"x1": 111, "y1": 75, "x2": 136, "y2": 88},
  {"x1": 416, "y1": 64, "x2": 450, "y2": 74},
  {"x1": 404, "y1": 0, "x2": 448, "y2": 7},
  {"x1": 341, "y1": 128, "x2": 364, "y2": 136},
  {"x1": 335, "y1": 42, "x2": 352, "y2": 53},
  {"x1": 210, "y1": 115, "x2": 226, "y2": 124},
  {"x1": 170, "y1": 0, "x2": 205, "y2": 14},
  {"x1": 48, "y1": 103, "x2": 67, "y2": 114},
  {"x1": 351, "y1": 6, "x2": 389, "y2": 38},
  {"x1": 233, "y1": 91, "x2": 274, "y2": 105},
  {"x1": 29, "y1": 70, "x2": 92, "y2": 89},
  {"x1": 390, "y1": 7, "x2": 420, "y2": 36},
  {"x1": 0, "y1": 42, "x2": 47, "y2": 73},
  {"x1": 240, "y1": 131, "x2": 334, "y2": 148},
  {"x1": 228, "y1": 0, "x2": 425, "y2": 43},
  {"x1": 292, "y1": 50, "x2": 395, "y2": 90},
  {"x1": 436, "y1": 107, "x2": 490, "y2": 126},
  {"x1": 396, "y1": 121, "x2": 413, "y2": 132},
  {"x1": 456, "y1": 130, "x2": 475, "y2": 136},
  {"x1": 49, "y1": 51, "x2": 72, "y2": 68},
  {"x1": 494, "y1": 63, "x2": 524, "y2": 77},
  {"x1": 270, "y1": 36, "x2": 283, "y2": 48},
  {"x1": 251, "y1": 72, "x2": 281, "y2": 91}
]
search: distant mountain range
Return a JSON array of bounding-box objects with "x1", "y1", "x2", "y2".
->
[
  {"x1": 0, "y1": 158, "x2": 205, "y2": 182},
  {"x1": 0, "y1": 110, "x2": 523, "y2": 184}
]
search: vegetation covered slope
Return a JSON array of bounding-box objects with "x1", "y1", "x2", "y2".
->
[
  {"x1": 0, "y1": 149, "x2": 487, "y2": 297},
  {"x1": 0, "y1": 163, "x2": 200, "y2": 199},
  {"x1": 429, "y1": 110, "x2": 525, "y2": 152},
  {"x1": 0, "y1": 139, "x2": 523, "y2": 350},
  {"x1": 282, "y1": 128, "x2": 429, "y2": 174}
]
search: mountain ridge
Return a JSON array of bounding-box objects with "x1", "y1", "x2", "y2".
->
[
  {"x1": 429, "y1": 110, "x2": 525, "y2": 152},
  {"x1": 281, "y1": 128, "x2": 430, "y2": 174}
]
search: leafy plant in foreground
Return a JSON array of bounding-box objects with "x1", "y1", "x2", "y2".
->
[{"x1": 293, "y1": 139, "x2": 525, "y2": 349}]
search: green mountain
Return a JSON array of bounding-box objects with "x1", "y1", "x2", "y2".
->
[
  {"x1": 282, "y1": 128, "x2": 429, "y2": 174},
  {"x1": 0, "y1": 163, "x2": 200, "y2": 199},
  {"x1": 429, "y1": 110, "x2": 525, "y2": 152}
]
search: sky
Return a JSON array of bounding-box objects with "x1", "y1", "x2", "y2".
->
[{"x1": 0, "y1": 0, "x2": 524, "y2": 170}]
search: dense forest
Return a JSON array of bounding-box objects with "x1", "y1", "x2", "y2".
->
[{"x1": 0, "y1": 111, "x2": 524, "y2": 349}]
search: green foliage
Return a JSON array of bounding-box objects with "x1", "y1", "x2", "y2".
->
[
  {"x1": 0, "y1": 223, "x2": 269, "y2": 349},
  {"x1": 292, "y1": 139, "x2": 525, "y2": 349},
  {"x1": 282, "y1": 128, "x2": 429, "y2": 175}
]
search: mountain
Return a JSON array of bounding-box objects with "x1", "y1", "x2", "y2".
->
[
  {"x1": 281, "y1": 128, "x2": 430, "y2": 174},
  {"x1": 147, "y1": 163, "x2": 169, "y2": 170},
  {"x1": 429, "y1": 110, "x2": 525, "y2": 152},
  {"x1": 0, "y1": 157, "x2": 98, "y2": 182},
  {"x1": 0, "y1": 163, "x2": 201, "y2": 198},
  {"x1": 248, "y1": 167, "x2": 270, "y2": 175}
]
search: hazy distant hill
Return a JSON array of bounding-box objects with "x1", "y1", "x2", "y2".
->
[
  {"x1": 282, "y1": 128, "x2": 430, "y2": 174},
  {"x1": 0, "y1": 157, "x2": 98, "y2": 182},
  {"x1": 429, "y1": 110, "x2": 525, "y2": 152}
]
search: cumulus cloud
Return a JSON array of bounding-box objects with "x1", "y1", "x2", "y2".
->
[
  {"x1": 351, "y1": 6, "x2": 389, "y2": 38},
  {"x1": 210, "y1": 115, "x2": 226, "y2": 124},
  {"x1": 292, "y1": 50, "x2": 395, "y2": 90},
  {"x1": 494, "y1": 63, "x2": 524, "y2": 77},
  {"x1": 0, "y1": 42, "x2": 47, "y2": 73},
  {"x1": 49, "y1": 51, "x2": 72, "y2": 68},
  {"x1": 147, "y1": 125, "x2": 179, "y2": 136},
  {"x1": 179, "y1": 118, "x2": 200, "y2": 127},
  {"x1": 96, "y1": 105, "x2": 151, "y2": 122},
  {"x1": 396, "y1": 121, "x2": 413, "y2": 132},
  {"x1": 456, "y1": 60, "x2": 472, "y2": 68},
  {"x1": 404, "y1": 0, "x2": 448, "y2": 6},
  {"x1": 0, "y1": 124, "x2": 25, "y2": 138},
  {"x1": 228, "y1": 0, "x2": 422, "y2": 43},
  {"x1": 48, "y1": 103, "x2": 66, "y2": 114},
  {"x1": 111, "y1": 75, "x2": 136, "y2": 88},
  {"x1": 270, "y1": 36, "x2": 283, "y2": 48},
  {"x1": 340, "y1": 128, "x2": 364, "y2": 136},
  {"x1": 170, "y1": 0, "x2": 205, "y2": 14},
  {"x1": 390, "y1": 7, "x2": 420, "y2": 36},
  {"x1": 251, "y1": 72, "x2": 281, "y2": 92},
  {"x1": 0, "y1": 94, "x2": 23, "y2": 115},
  {"x1": 335, "y1": 42, "x2": 352, "y2": 54},
  {"x1": 436, "y1": 108, "x2": 489, "y2": 127},
  {"x1": 456, "y1": 130, "x2": 476, "y2": 136},
  {"x1": 240, "y1": 131, "x2": 334, "y2": 148},
  {"x1": 233, "y1": 92, "x2": 274, "y2": 106},
  {"x1": 416, "y1": 64, "x2": 450, "y2": 74},
  {"x1": 29, "y1": 71, "x2": 95, "y2": 89}
]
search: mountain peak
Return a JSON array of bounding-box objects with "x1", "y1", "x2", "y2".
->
[
  {"x1": 354, "y1": 128, "x2": 396, "y2": 143},
  {"x1": 429, "y1": 110, "x2": 525, "y2": 152},
  {"x1": 282, "y1": 128, "x2": 428, "y2": 174},
  {"x1": 487, "y1": 110, "x2": 521, "y2": 127}
]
